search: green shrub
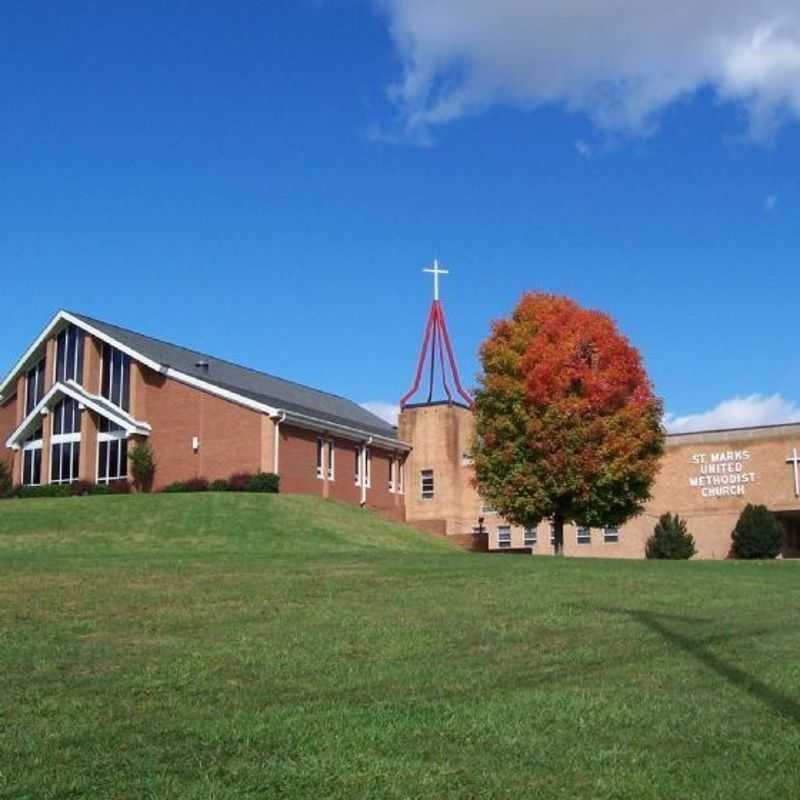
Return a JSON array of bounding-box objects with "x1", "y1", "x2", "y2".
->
[
  {"x1": 247, "y1": 472, "x2": 280, "y2": 493},
  {"x1": 209, "y1": 479, "x2": 230, "y2": 492},
  {"x1": 129, "y1": 441, "x2": 156, "y2": 492},
  {"x1": 0, "y1": 459, "x2": 12, "y2": 498},
  {"x1": 161, "y1": 481, "x2": 189, "y2": 494},
  {"x1": 731, "y1": 504, "x2": 783, "y2": 559},
  {"x1": 14, "y1": 484, "x2": 72, "y2": 499},
  {"x1": 228, "y1": 473, "x2": 254, "y2": 492},
  {"x1": 646, "y1": 513, "x2": 697, "y2": 559}
]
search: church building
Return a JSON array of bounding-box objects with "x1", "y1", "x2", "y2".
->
[{"x1": 3, "y1": 270, "x2": 800, "y2": 560}]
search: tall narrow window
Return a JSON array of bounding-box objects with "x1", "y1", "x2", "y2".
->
[
  {"x1": 524, "y1": 527, "x2": 537, "y2": 548},
  {"x1": 420, "y1": 469, "x2": 434, "y2": 500},
  {"x1": 364, "y1": 448, "x2": 371, "y2": 488},
  {"x1": 327, "y1": 441, "x2": 335, "y2": 481},
  {"x1": 497, "y1": 526, "x2": 512, "y2": 549},
  {"x1": 55, "y1": 325, "x2": 84, "y2": 384},
  {"x1": 388, "y1": 459, "x2": 395, "y2": 492},
  {"x1": 397, "y1": 459, "x2": 404, "y2": 494},
  {"x1": 101, "y1": 343, "x2": 131, "y2": 410},
  {"x1": 316, "y1": 438, "x2": 324, "y2": 479},
  {"x1": 97, "y1": 420, "x2": 128, "y2": 483},
  {"x1": 354, "y1": 447, "x2": 361, "y2": 486},
  {"x1": 26, "y1": 358, "x2": 46, "y2": 415},
  {"x1": 21, "y1": 427, "x2": 43, "y2": 486},
  {"x1": 50, "y1": 397, "x2": 81, "y2": 485}
]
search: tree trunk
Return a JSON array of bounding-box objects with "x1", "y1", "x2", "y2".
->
[{"x1": 553, "y1": 513, "x2": 565, "y2": 556}]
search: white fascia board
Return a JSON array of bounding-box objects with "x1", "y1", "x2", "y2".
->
[
  {"x1": 0, "y1": 310, "x2": 64, "y2": 400},
  {"x1": 5, "y1": 381, "x2": 150, "y2": 449},
  {"x1": 161, "y1": 368, "x2": 279, "y2": 416},
  {"x1": 279, "y1": 409, "x2": 411, "y2": 453}
]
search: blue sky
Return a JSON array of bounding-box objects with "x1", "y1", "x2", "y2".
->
[{"x1": 2, "y1": 1, "x2": 800, "y2": 431}]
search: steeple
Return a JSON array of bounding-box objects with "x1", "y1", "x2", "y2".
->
[{"x1": 400, "y1": 259, "x2": 473, "y2": 409}]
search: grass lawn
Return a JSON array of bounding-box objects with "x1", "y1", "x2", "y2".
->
[{"x1": 1, "y1": 493, "x2": 799, "y2": 799}]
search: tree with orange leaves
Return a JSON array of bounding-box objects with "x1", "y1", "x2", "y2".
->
[{"x1": 472, "y1": 293, "x2": 664, "y2": 555}]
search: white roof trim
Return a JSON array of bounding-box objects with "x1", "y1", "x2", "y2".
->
[
  {"x1": 279, "y1": 409, "x2": 410, "y2": 452},
  {"x1": 5, "y1": 380, "x2": 151, "y2": 449}
]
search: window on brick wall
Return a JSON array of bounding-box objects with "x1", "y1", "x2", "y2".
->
[
  {"x1": 316, "y1": 438, "x2": 324, "y2": 479},
  {"x1": 101, "y1": 343, "x2": 131, "y2": 411},
  {"x1": 26, "y1": 358, "x2": 46, "y2": 415},
  {"x1": 388, "y1": 458, "x2": 395, "y2": 492},
  {"x1": 497, "y1": 526, "x2": 512, "y2": 548},
  {"x1": 327, "y1": 441, "x2": 335, "y2": 481},
  {"x1": 97, "y1": 420, "x2": 128, "y2": 483},
  {"x1": 21, "y1": 427, "x2": 43, "y2": 487},
  {"x1": 354, "y1": 446, "x2": 361, "y2": 486},
  {"x1": 55, "y1": 325, "x2": 84, "y2": 384},
  {"x1": 420, "y1": 469, "x2": 434, "y2": 500},
  {"x1": 524, "y1": 527, "x2": 537, "y2": 548},
  {"x1": 603, "y1": 527, "x2": 620, "y2": 544},
  {"x1": 577, "y1": 526, "x2": 592, "y2": 545},
  {"x1": 364, "y1": 448, "x2": 371, "y2": 488}
]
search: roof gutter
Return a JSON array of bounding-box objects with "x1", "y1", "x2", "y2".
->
[{"x1": 273, "y1": 409, "x2": 410, "y2": 452}]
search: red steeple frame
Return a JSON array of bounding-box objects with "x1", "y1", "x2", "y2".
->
[{"x1": 400, "y1": 295, "x2": 474, "y2": 410}]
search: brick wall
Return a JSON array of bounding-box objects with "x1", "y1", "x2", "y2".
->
[{"x1": 140, "y1": 368, "x2": 263, "y2": 489}]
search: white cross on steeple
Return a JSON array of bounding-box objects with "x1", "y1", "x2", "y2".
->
[
  {"x1": 787, "y1": 448, "x2": 800, "y2": 497},
  {"x1": 423, "y1": 258, "x2": 449, "y2": 302}
]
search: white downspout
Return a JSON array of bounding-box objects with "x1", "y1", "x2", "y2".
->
[{"x1": 273, "y1": 411, "x2": 286, "y2": 474}]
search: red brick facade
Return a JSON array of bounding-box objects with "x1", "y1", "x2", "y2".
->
[{"x1": 1, "y1": 319, "x2": 408, "y2": 514}]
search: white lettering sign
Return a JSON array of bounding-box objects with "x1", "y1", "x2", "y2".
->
[{"x1": 689, "y1": 450, "x2": 756, "y2": 498}]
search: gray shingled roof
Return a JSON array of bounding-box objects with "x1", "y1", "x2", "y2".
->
[{"x1": 70, "y1": 312, "x2": 399, "y2": 440}]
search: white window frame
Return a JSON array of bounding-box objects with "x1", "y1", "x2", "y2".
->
[
  {"x1": 397, "y1": 458, "x2": 404, "y2": 495},
  {"x1": 354, "y1": 446, "x2": 362, "y2": 486},
  {"x1": 420, "y1": 469, "x2": 434, "y2": 500},
  {"x1": 497, "y1": 526, "x2": 512, "y2": 549},
  {"x1": 50, "y1": 434, "x2": 81, "y2": 485},
  {"x1": 26, "y1": 358, "x2": 46, "y2": 416},
  {"x1": 96, "y1": 426, "x2": 128, "y2": 484},
  {"x1": 524, "y1": 527, "x2": 537, "y2": 548},
  {"x1": 327, "y1": 440, "x2": 335, "y2": 482},
  {"x1": 388, "y1": 458, "x2": 395, "y2": 493},
  {"x1": 316, "y1": 437, "x2": 324, "y2": 480},
  {"x1": 480, "y1": 503, "x2": 497, "y2": 515},
  {"x1": 577, "y1": 526, "x2": 592, "y2": 545},
  {"x1": 550, "y1": 523, "x2": 556, "y2": 546},
  {"x1": 364, "y1": 448, "x2": 371, "y2": 488},
  {"x1": 603, "y1": 527, "x2": 620, "y2": 544},
  {"x1": 21, "y1": 436, "x2": 43, "y2": 486}
]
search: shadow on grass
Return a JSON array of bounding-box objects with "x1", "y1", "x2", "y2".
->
[{"x1": 600, "y1": 606, "x2": 800, "y2": 725}]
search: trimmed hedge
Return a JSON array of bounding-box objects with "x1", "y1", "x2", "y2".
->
[
  {"x1": 5, "y1": 480, "x2": 132, "y2": 500},
  {"x1": 161, "y1": 472, "x2": 280, "y2": 495}
]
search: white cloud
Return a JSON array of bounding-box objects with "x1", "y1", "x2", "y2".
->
[
  {"x1": 665, "y1": 394, "x2": 800, "y2": 434},
  {"x1": 361, "y1": 401, "x2": 401, "y2": 426},
  {"x1": 764, "y1": 193, "x2": 779, "y2": 211},
  {"x1": 574, "y1": 139, "x2": 592, "y2": 158},
  {"x1": 377, "y1": 1, "x2": 800, "y2": 140}
]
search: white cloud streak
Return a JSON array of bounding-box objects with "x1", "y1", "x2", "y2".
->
[
  {"x1": 377, "y1": 1, "x2": 800, "y2": 140},
  {"x1": 665, "y1": 394, "x2": 800, "y2": 434},
  {"x1": 361, "y1": 401, "x2": 401, "y2": 426}
]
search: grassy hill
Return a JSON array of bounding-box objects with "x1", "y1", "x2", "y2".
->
[{"x1": 1, "y1": 494, "x2": 799, "y2": 799}]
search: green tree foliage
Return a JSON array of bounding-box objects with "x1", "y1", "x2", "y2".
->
[
  {"x1": 128, "y1": 440, "x2": 156, "y2": 492},
  {"x1": 472, "y1": 293, "x2": 665, "y2": 554},
  {"x1": 646, "y1": 513, "x2": 697, "y2": 559},
  {"x1": 731, "y1": 504, "x2": 783, "y2": 559}
]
